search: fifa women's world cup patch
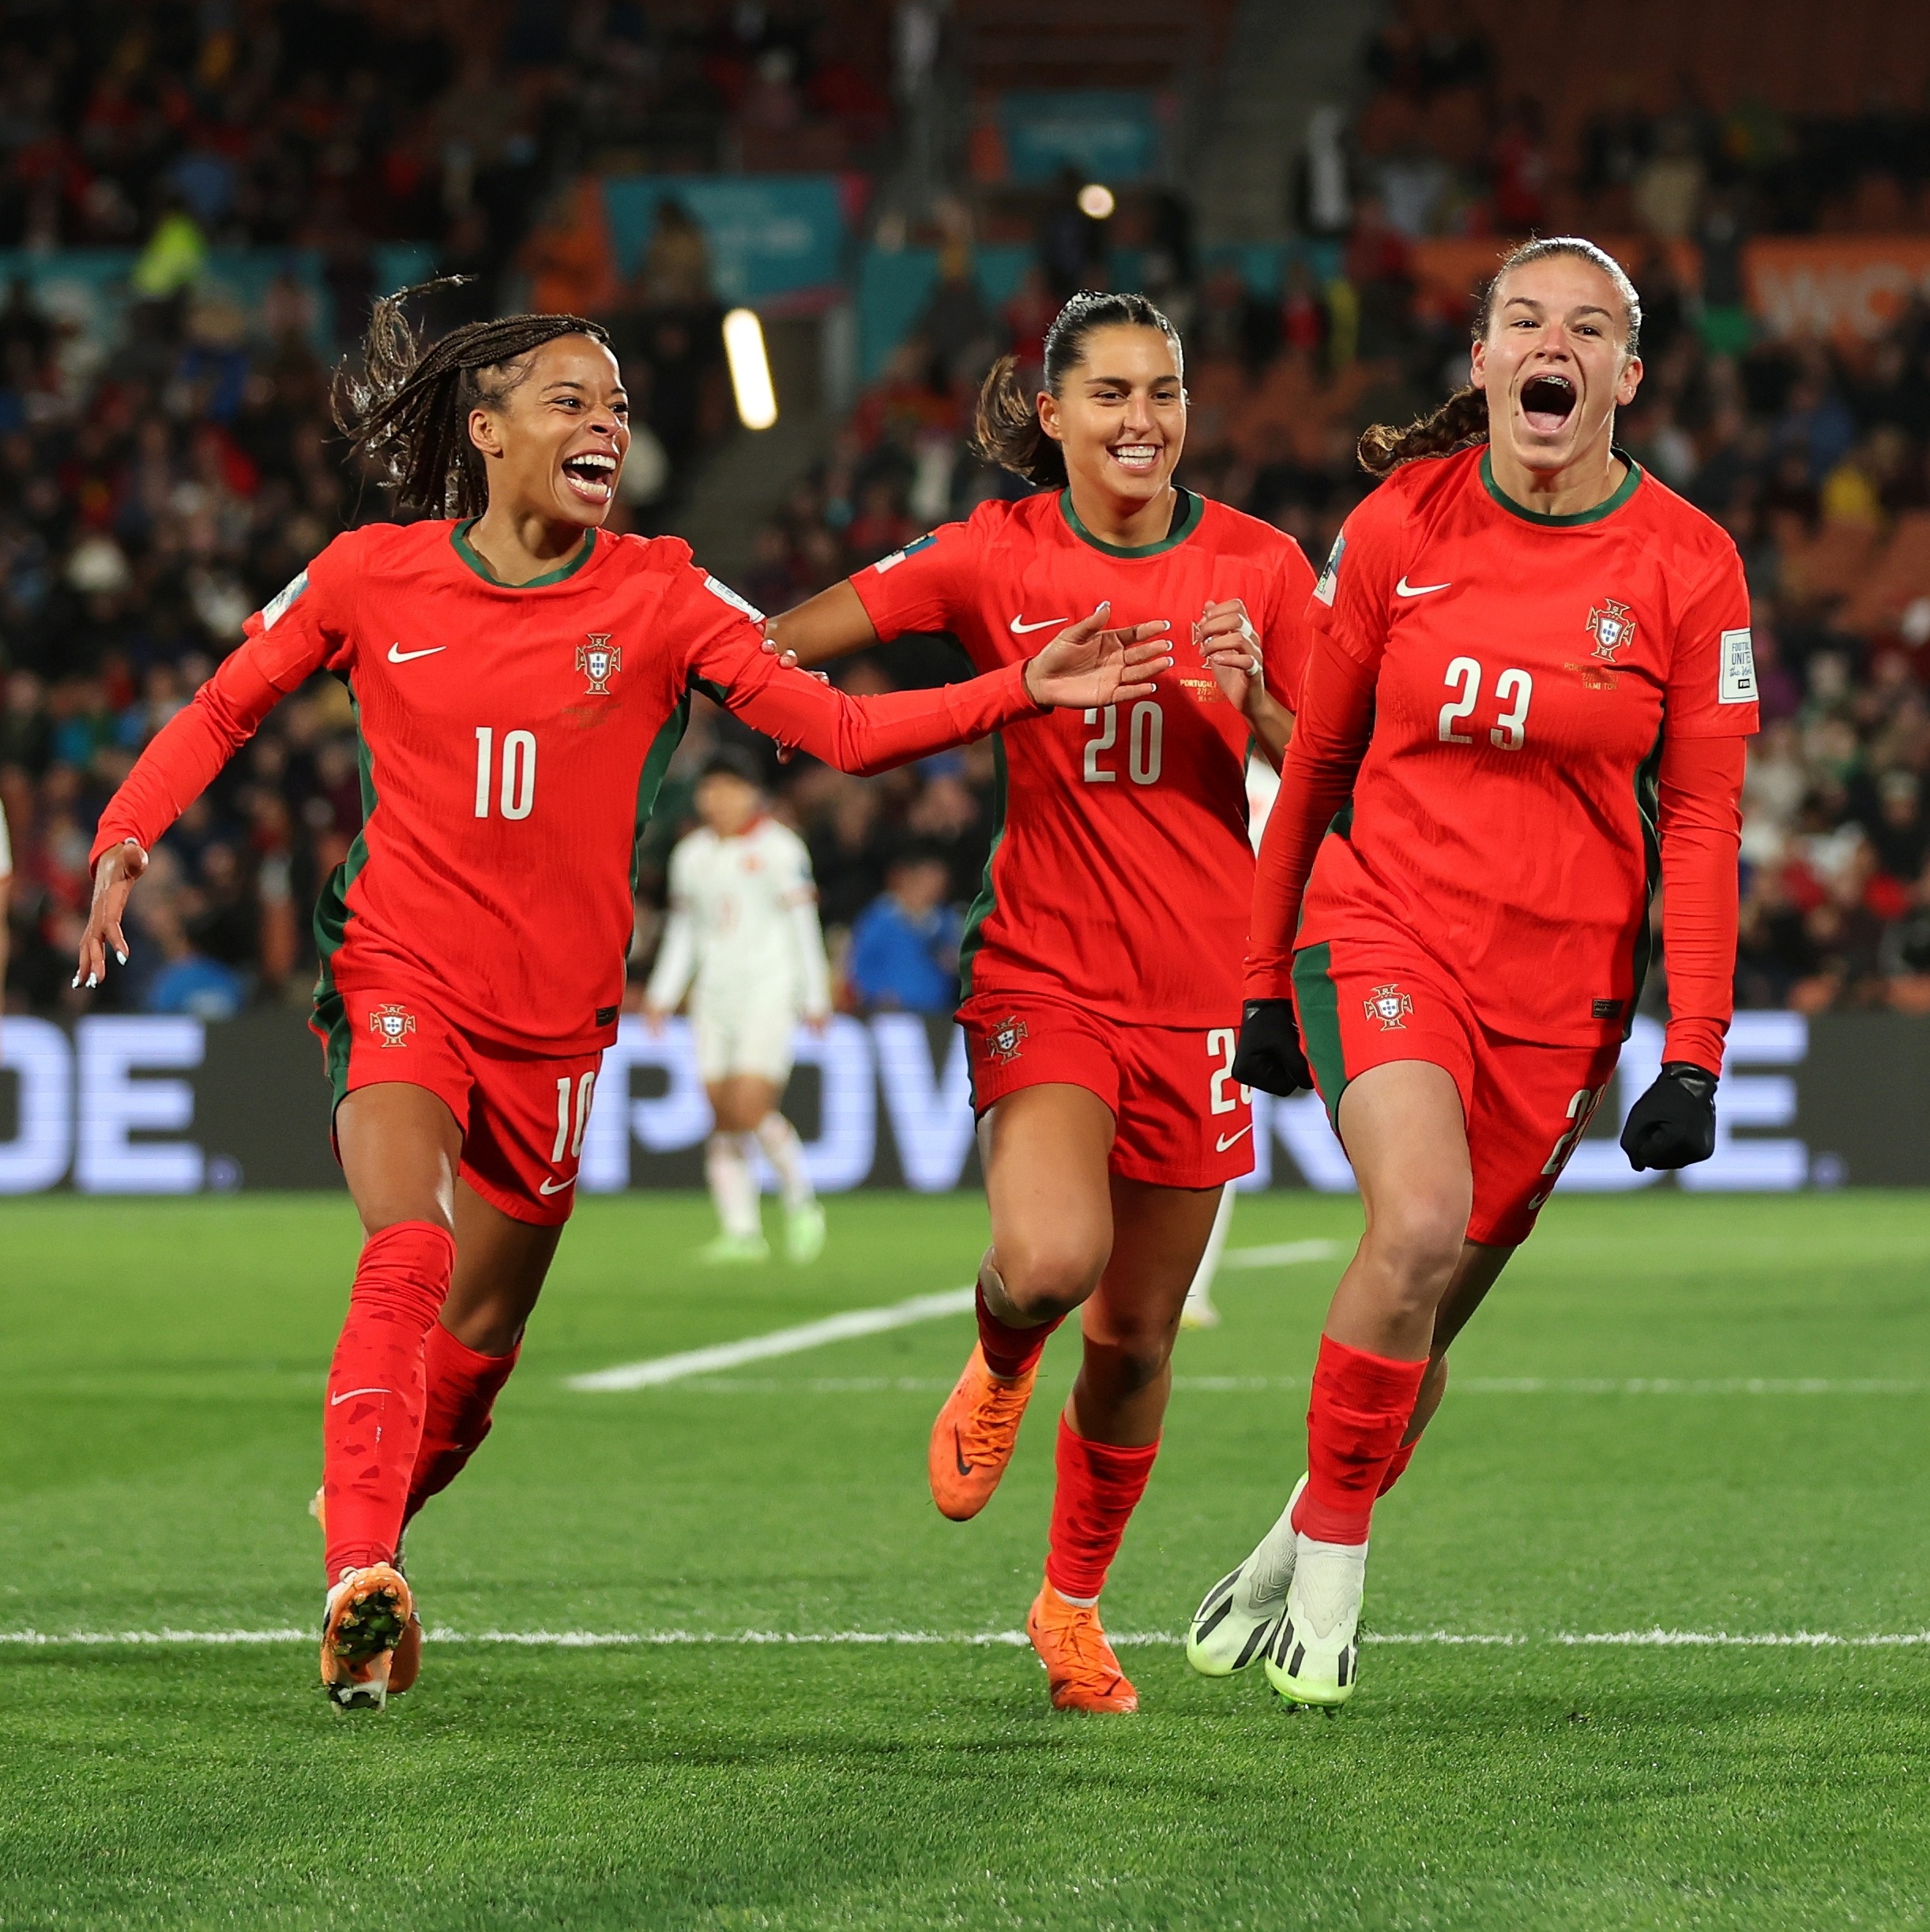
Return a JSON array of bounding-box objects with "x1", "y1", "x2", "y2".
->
[
  {"x1": 576, "y1": 635, "x2": 622, "y2": 695},
  {"x1": 1364, "y1": 984, "x2": 1411, "y2": 1031},
  {"x1": 873, "y1": 533, "x2": 937, "y2": 574},
  {"x1": 1314, "y1": 533, "x2": 1345, "y2": 606},
  {"x1": 369, "y1": 1004, "x2": 417, "y2": 1046},
  {"x1": 988, "y1": 1015, "x2": 1029, "y2": 1063}
]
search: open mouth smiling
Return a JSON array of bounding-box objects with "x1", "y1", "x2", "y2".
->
[
  {"x1": 562, "y1": 450, "x2": 619, "y2": 502},
  {"x1": 1109, "y1": 443, "x2": 1162, "y2": 475},
  {"x1": 1518, "y1": 373, "x2": 1578, "y2": 435}
]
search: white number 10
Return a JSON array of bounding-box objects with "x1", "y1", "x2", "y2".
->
[
  {"x1": 475, "y1": 726, "x2": 538, "y2": 819},
  {"x1": 1437, "y1": 658, "x2": 1533, "y2": 752}
]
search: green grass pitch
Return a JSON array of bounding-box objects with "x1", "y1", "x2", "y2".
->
[{"x1": 4, "y1": 1188, "x2": 1930, "y2": 1930}]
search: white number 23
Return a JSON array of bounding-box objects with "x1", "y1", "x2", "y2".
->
[{"x1": 1437, "y1": 657, "x2": 1532, "y2": 751}]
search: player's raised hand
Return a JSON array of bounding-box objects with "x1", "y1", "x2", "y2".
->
[
  {"x1": 73, "y1": 838, "x2": 147, "y2": 990},
  {"x1": 1196, "y1": 598, "x2": 1266, "y2": 710},
  {"x1": 1023, "y1": 604, "x2": 1172, "y2": 710}
]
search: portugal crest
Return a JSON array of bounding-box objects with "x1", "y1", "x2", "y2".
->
[
  {"x1": 1364, "y1": 985, "x2": 1412, "y2": 1031},
  {"x1": 988, "y1": 1015, "x2": 1029, "y2": 1064},
  {"x1": 369, "y1": 1004, "x2": 416, "y2": 1046},
  {"x1": 1586, "y1": 597, "x2": 1636, "y2": 662},
  {"x1": 577, "y1": 634, "x2": 622, "y2": 694}
]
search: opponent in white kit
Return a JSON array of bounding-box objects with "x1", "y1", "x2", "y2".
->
[{"x1": 645, "y1": 749, "x2": 832, "y2": 1263}]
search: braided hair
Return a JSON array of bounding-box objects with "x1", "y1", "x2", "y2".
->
[
  {"x1": 333, "y1": 281, "x2": 614, "y2": 518},
  {"x1": 1357, "y1": 236, "x2": 1643, "y2": 479},
  {"x1": 973, "y1": 290, "x2": 1184, "y2": 488}
]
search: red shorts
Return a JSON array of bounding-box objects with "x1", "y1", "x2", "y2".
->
[
  {"x1": 957, "y1": 992, "x2": 1254, "y2": 1190},
  {"x1": 313, "y1": 981, "x2": 603, "y2": 1226},
  {"x1": 1292, "y1": 936, "x2": 1620, "y2": 1247}
]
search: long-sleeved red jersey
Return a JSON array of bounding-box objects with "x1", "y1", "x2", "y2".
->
[{"x1": 92, "y1": 518, "x2": 1047, "y2": 1054}]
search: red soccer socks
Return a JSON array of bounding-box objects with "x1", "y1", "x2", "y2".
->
[
  {"x1": 975, "y1": 1273, "x2": 1063, "y2": 1382},
  {"x1": 1044, "y1": 1415, "x2": 1160, "y2": 1602},
  {"x1": 1290, "y1": 1335, "x2": 1428, "y2": 1546},
  {"x1": 322, "y1": 1220, "x2": 455, "y2": 1580},
  {"x1": 1376, "y1": 1437, "x2": 1418, "y2": 1499},
  {"x1": 404, "y1": 1320, "x2": 520, "y2": 1527}
]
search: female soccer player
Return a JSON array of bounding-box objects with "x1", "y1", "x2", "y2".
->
[
  {"x1": 1187, "y1": 237, "x2": 1756, "y2": 1708},
  {"x1": 768, "y1": 291, "x2": 1315, "y2": 1712},
  {"x1": 644, "y1": 748, "x2": 832, "y2": 1265},
  {"x1": 73, "y1": 292, "x2": 1171, "y2": 1712}
]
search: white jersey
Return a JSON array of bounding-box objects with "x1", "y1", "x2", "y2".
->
[{"x1": 646, "y1": 816, "x2": 830, "y2": 1021}]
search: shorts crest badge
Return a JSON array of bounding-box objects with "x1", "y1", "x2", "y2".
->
[
  {"x1": 1585, "y1": 597, "x2": 1636, "y2": 662},
  {"x1": 988, "y1": 1015, "x2": 1029, "y2": 1064},
  {"x1": 369, "y1": 1004, "x2": 416, "y2": 1046},
  {"x1": 1364, "y1": 984, "x2": 1412, "y2": 1031},
  {"x1": 577, "y1": 634, "x2": 622, "y2": 694}
]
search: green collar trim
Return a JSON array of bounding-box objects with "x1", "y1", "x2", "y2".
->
[
  {"x1": 452, "y1": 518, "x2": 596, "y2": 587},
  {"x1": 1480, "y1": 449, "x2": 1644, "y2": 527},
  {"x1": 1059, "y1": 486, "x2": 1204, "y2": 558}
]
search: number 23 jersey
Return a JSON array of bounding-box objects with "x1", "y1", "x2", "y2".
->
[
  {"x1": 852, "y1": 489, "x2": 1315, "y2": 1028},
  {"x1": 1304, "y1": 446, "x2": 1759, "y2": 1045}
]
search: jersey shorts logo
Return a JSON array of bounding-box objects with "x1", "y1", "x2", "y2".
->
[
  {"x1": 874, "y1": 533, "x2": 937, "y2": 574},
  {"x1": 1314, "y1": 533, "x2": 1345, "y2": 607},
  {"x1": 577, "y1": 635, "x2": 622, "y2": 694},
  {"x1": 1364, "y1": 984, "x2": 1412, "y2": 1030},
  {"x1": 988, "y1": 1015, "x2": 1029, "y2": 1063},
  {"x1": 1586, "y1": 597, "x2": 1637, "y2": 662},
  {"x1": 369, "y1": 1004, "x2": 416, "y2": 1046},
  {"x1": 1719, "y1": 627, "x2": 1757, "y2": 704}
]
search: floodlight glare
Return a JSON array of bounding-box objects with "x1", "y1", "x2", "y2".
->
[
  {"x1": 1077, "y1": 183, "x2": 1116, "y2": 220},
  {"x1": 723, "y1": 308, "x2": 778, "y2": 430}
]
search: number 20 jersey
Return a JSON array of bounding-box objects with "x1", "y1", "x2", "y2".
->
[
  {"x1": 851, "y1": 489, "x2": 1315, "y2": 1029},
  {"x1": 1301, "y1": 446, "x2": 1758, "y2": 1046}
]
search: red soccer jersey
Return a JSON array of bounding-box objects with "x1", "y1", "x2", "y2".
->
[
  {"x1": 92, "y1": 519, "x2": 1048, "y2": 1056},
  {"x1": 851, "y1": 488, "x2": 1315, "y2": 1027},
  {"x1": 1275, "y1": 446, "x2": 1758, "y2": 1046}
]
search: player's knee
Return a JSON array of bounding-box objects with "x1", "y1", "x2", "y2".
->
[
  {"x1": 998, "y1": 1234, "x2": 1107, "y2": 1323},
  {"x1": 1364, "y1": 1192, "x2": 1465, "y2": 1307}
]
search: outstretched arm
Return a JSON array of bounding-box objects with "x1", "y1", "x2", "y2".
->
[
  {"x1": 720, "y1": 606, "x2": 1172, "y2": 777},
  {"x1": 764, "y1": 581, "x2": 878, "y2": 669},
  {"x1": 1245, "y1": 629, "x2": 1377, "y2": 999}
]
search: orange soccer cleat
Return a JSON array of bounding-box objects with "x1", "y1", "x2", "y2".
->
[
  {"x1": 311, "y1": 1488, "x2": 423, "y2": 1696},
  {"x1": 927, "y1": 1343, "x2": 1037, "y2": 1520},
  {"x1": 319, "y1": 1561, "x2": 416, "y2": 1713},
  {"x1": 1026, "y1": 1580, "x2": 1138, "y2": 1714}
]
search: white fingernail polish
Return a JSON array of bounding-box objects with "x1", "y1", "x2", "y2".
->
[
  {"x1": 86, "y1": 974, "x2": 98, "y2": 989},
  {"x1": 116, "y1": 951, "x2": 128, "y2": 965}
]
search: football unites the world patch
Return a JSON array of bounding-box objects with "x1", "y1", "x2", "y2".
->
[
  {"x1": 1719, "y1": 627, "x2": 1757, "y2": 704},
  {"x1": 368, "y1": 1004, "x2": 416, "y2": 1046},
  {"x1": 577, "y1": 634, "x2": 622, "y2": 695},
  {"x1": 1586, "y1": 597, "x2": 1636, "y2": 662},
  {"x1": 1364, "y1": 984, "x2": 1412, "y2": 1030},
  {"x1": 1314, "y1": 533, "x2": 1345, "y2": 607}
]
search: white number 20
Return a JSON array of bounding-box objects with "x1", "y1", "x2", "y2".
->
[
  {"x1": 1083, "y1": 702, "x2": 1163, "y2": 785},
  {"x1": 1437, "y1": 658, "x2": 1533, "y2": 752}
]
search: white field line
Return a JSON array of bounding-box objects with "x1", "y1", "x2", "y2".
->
[
  {"x1": 596, "y1": 1373, "x2": 1930, "y2": 1397},
  {"x1": 568, "y1": 1242, "x2": 1341, "y2": 1394},
  {"x1": 6, "y1": 1627, "x2": 1928, "y2": 1651}
]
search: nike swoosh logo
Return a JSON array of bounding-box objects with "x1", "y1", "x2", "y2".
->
[
  {"x1": 1216, "y1": 1126, "x2": 1253, "y2": 1151},
  {"x1": 1008, "y1": 616, "x2": 1070, "y2": 635},
  {"x1": 954, "y1": 1427, "x2": 972, "y2": 1478},
  {"x1": 388, "y1": 643, "x2": 447, "y2": 663},
  {"x1": 1394, "y1": 577, "x2": 1451, "y2": 597},
  {"x1": 539, "y1": 1176, "x2": 577, "y2": 1195},
  {"x1": 329, "y1": 1387, "x2": 388, "y2": 1406}
]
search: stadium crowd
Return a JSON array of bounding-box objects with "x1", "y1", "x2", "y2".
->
[{"x1": 6, "y1": 2, "x2": 1930, "y2": 1024}]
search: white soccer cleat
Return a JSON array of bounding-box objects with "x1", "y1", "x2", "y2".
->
[
  {"x1": 785, "y1": 1200, "x2": 826, "y2": 1264},
  {"x1": 1178, "y1": 1290, "x2": 1221, "y2": 1330},
  {"x1": 1187, "y1": 1474, "x2": 1305, "y2": 1677},
  {"x1": 1265, "y1": 1532, "x2": 1368, "y2": 1708},
  {"x1": 698, "y1": 1232, "x2": 770, "y2": 1264}
]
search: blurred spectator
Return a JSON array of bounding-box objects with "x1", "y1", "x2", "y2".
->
[{"x1": 846, "y1": 850, "x2": 961, "y2": 1013}]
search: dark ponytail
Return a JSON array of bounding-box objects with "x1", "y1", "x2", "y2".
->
[
  {"x1": 973, "y1": 289, "x2": 1184, "y2": 487},
  {"x1": 333, "y1": 280, "x2": 614, "y2": 517},
  {"x1": 1356, "y1": 235, "x2": 1644, "y2": 479}
]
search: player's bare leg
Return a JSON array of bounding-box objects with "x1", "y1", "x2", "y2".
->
[
  {"x1": 700, "y1": 1073, "x2": 782, "y2": 1262},
  {"x1": 930, "y1": 1084, "x2": 1114, "y2": 1522},
  {"x1": 712, "y1": 1071, "x2": 824, "y2": 1264}
]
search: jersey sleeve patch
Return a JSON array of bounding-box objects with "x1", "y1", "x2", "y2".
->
[
  {"x1": 873, "y1": 533, "x2": 937, "y2": 573},
  {"x1": 1718, "y1": 627, "x2": 1756, "y2": 705},
  {"x1": 1313, "y1": 533, "x2": 1344, "y2": 607},
  {"x1": 259, "y1": 570, "x2": 308, "y2": 631},
  {"x1": 703, "y1": 574, "x2": 765, "y2": 623}
]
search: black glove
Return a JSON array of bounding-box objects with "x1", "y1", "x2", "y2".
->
[
  {"x1": 1232, "y1": 998, "x2": 1313, "y2": 1098},
  {"x1": 1620, "y1": 1062, "x2": 1718, "y2": 1170}
]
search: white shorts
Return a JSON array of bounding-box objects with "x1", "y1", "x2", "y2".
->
[{"x1": 694, "y1": 1001, "x2": 799, "y2": 1086}]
